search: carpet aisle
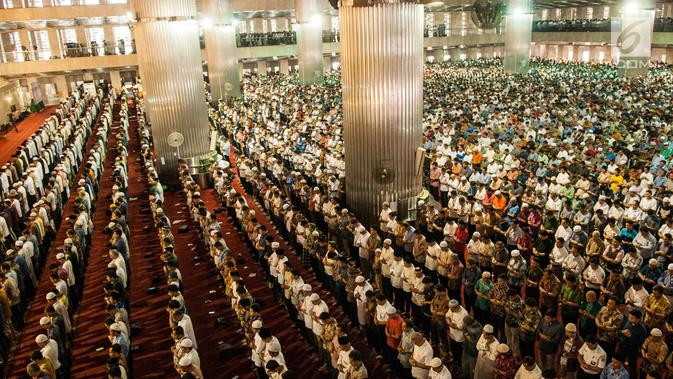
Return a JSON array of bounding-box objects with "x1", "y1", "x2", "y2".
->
[
  {"x1": 8, "y1": 100, "x2": 109, "y2": 378},
  {"x1": 0, "y1": 106, "x2": 57, "y2": 164},
  {"x1": 126, "y1": 105, "x2": 184, "y2": 378}
]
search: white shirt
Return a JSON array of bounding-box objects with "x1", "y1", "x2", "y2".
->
[
  {"x1": 578, "y1": 344, "x2": 606, "y2": 374},
  {"x1": 514, "y1": 364, "x2": 543, "y2": 379},
  {"x1": 428, "y1": 366, "x2": 452, "y2": 379},
  {"x1": 624, "y1": 286, "x2": 649, "y2": 309},
  {"x1": 445, "y1": 307, "x2": 468, "y2": 342},
  {"x1": 41, "y1": 339, "x2": 61, "y2": 370},
  {"x1": 178, "y1": 315, "x2": 198, "y2": 350},
  {"x1": 412, "y1": 340, "x2": 433, "y2": 379}
]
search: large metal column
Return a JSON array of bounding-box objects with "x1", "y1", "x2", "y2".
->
[
  {"x1": 204, "y1": 0, "x2": 241, "y2": 100},
  {"x1": 503, "y1": 0, "x2": 532, "y2": 74},
  {"x1": 295, "y1": 0, "x2": 323, "y2": 84},
  {"x1": 133, "y1": 0, "x2": 211, "y2": 185},
  {"x1": 341, "y1": 0, "x2": 424, "y2": 225}
]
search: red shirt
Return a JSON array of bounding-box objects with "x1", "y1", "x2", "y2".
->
[{"x1": 385, "y1": 316, "x2": 404, "y2": 349}]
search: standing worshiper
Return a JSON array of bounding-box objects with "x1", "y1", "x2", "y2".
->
[
  {"x1": 445, "y1": 299, "x2": 467, "y2": 370},
  {"x1": 428, "y1": 357, "x2": 451, "y2": 379},
  {"x1": 494, "y1": 343, "x2": 517, "y2": 379},
  {"x1": 503, "y1": 289, "x2": 524, "y2": 359},
  {"x1": 430, "y1": 285, "x2": 449, "y2": 348},
  {"x1": 599, "y1": 353, "x2": 629, "y2": 379},
  {"x1": 514, "y1": 356, "x2": 542, "y2": 379},
  {"x1": 474, "y1": 324, "x2": 499, "y2": 379},
  {"x1": 639, "y1": 328, "x2": 668, "y2": 378},
  {"x1": 345, "y1": 350, "x2": 368, "y2": 379},
  {"x1": 461, "y1": 316, "x2": 482, "y2": 379},
  {"x1": 594, "y1": 297, "x2": 623, "y2": 360},
  {"x1": 409, "y1": 332, "x2": 433, "y2": 379},
  {"x1": 519, "y1": 297, "x2": 542, "y2": 364},
  {"x1": 336, "y1": 336, "x2": 354, "y2": 379},
  {"x1": 559, "y1": 323, "x2": 583, "y2": 379},
  {"x1": 473, "y1": 271, "x2": 493, "y2": 326},
  {"x1": 577, "y1": 335, "x2": 607, "y2": 379},
  {"x1": 538, "y1": 310, "x2": 563, "y2": 371}
]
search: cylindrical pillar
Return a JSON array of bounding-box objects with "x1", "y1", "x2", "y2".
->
[
  {"x1": 279, "y1": 59, "x2": 290, "y2": 75},
  {"x1": 504, "y1": 0, "x2": 532, "y2": 73},
  {"x1": 204, "y1": 0, "x2": 241, "y2": 100},
  {"x1": 134, "y1": 0, "x2": 211, "y2": 185},
  {"x1": 295, "y1": 0, "x2": 324, "y2": 84},
  {"x1": 256, "y1": 60, "x2": 268, "y2": 75},
  {"x1": 341, "y1": 0, "x2": 424, "y2": 225}
]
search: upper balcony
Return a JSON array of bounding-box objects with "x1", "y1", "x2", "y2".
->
[{"x1": 0, "y1": 1, "x2": 129, "y2": 22}]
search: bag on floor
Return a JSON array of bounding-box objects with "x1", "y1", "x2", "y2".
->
[{"x1": 218, "y1": 342, "x2": 246, "y2": 360}]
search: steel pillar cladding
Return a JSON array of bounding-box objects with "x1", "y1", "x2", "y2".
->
[
  {"x1": 504, "y1": 0, "x2": 532, "y2": 74},
  {"x1": 204, "y1": 0, "x2": 241, "y2": 99},
  {"x1": 340, "y1": 0, "x2": 424, "y2": 225},
  {"x1": 133, "y1": 0, "x2": 211, "y2": 185},
  {"x1": 295, "y1": 0, "x2": 324, "y2": 84}
]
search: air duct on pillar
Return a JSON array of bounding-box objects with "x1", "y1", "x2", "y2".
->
[
  {"x1": 203, "y1": 0, "x2": 241, "y2": 100},
  {"x1": 134, "y1": 0, "x2": 213, "y2": 185},
  {"x1": 295, "y1": 0, "x2": 324, "y2": 84},
  {"x1": 504, "y1": 0, "x2": 532, "y2": 74},
  {"x1": 341, "y1": 0, "x2": 424, "y2": 225}
]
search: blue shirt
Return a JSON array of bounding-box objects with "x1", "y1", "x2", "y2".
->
[
  {"x1": 114, "y1": 332, "x2": 130, "y2": 358},
  {"x1": 600, "y1": 363, "x2": 629, "y2": 379}
]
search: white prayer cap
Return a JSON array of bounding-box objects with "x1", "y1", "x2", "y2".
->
[
  {"x1": 418, "y1": 200, "x2": 425, "y2": 206},
  {"x1": 386, "y1": 306, "x2": 397, "y2": 315},
  {"x1": 483, "y1": 324, "x2": 494, "y2": 333},
  {"x1": 310, "y1": 293, "x2": 320, "y2": 301},
  {"x1": 668, "y1": 263, "x2": 673, "y2": 270},
  {"x1": 573, "y1": 225, "x2": 581, "y2": 232},
  {"x1": 56, "y1": 253, "x2": 65, "y2": 260},
  {"x1": 565, "y1": 323, "x2": 577, "y2": 332},
  {"x1": 302, "y1": 284, "x2": 312, "y2": 292},
  {"x1": 440, "y1": 241, "x2": 448, "y2": 248},
  {"x1": 649, "y1": 259, "x2": 658, "y2": 265},
  {"x1": 383, "y1": 239, "x2": 392, "y2": 245},
  {"x1": 251, "y1": 320, "x2": 263, "y2": 329},
  {"x1": 179, "y1": 338, "x2": 194, "y2": 348},
  {"x1": 313, "y1": 187, "x2": 320, "y2": 191},
  {"x1": 482, "y1": 271, "x2": 491, "y2": 278},
  {"x1": 430, "y1": 357, "x2": 442, "y2": 368},
  {"x1": 312, "y1": 231, "x2": 320, "y2": 237},
  {"x1": 108, "y1": 222, "x2": 116, "y2": 229},
  {"x1": 652, "y1": 328, "x2": 663, "y2": 337},
  {"x1": 178, "y1": 356, "x2": 193, "y2": 367},
  {"x1": 355, "y1": 276, "x2": 365, "y2": 283},
  {"x1": 494, "y1": 190, "x2": 501, "y2": 195},
  {"x1": 14, "y1": 240, "x2": 23, "y2": 247},
  {"x1": 35, "y1": 334, "x2": 49, "y2": 344},
  {"x1": 473, "y1": 232, "x2": 481, "y2": 238},
  {"x1": 109, "y1": 323, "x2": 122, "y2": 332},
  {"x1": 511, "y1": 250, "x2": 520, "y2": 257},
  {"x1": 341, "y1": 208, "x2": 348, "y2": 214},
  {"x1": 39, "y1": 317, "x2": 50, "y2": 326},
  {"x1": 496, "y1": 343, "x2": 510, "y2": 354},
  {"x1": 46, "y1": 292, "x2": 56, "y2": 300},
  {"x1": 271, "y1": 242, "x2": 280, "y2": 249}
]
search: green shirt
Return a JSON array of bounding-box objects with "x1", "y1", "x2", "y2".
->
[
  {"x1": 560, "y1": 284, "x2": 584, "y2": 315},
  {"x1": 475, "y1": 279, "x2": 493, "y2": 310},
  {"x1": 579, "y1": 300, "x2": 603, "y2": 330}
]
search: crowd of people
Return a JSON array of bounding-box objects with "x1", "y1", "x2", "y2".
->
[
  {"x1": 198, "y1": 58, "x2": 673, "y2": 378},
  {"x1": 132, "y1": 108, "x2": 203, "y2": 378},
  {"x1": 0, "y1": 85, "x2": 111, "y2": 377},
  {"x1": 95, "y1": 96, "x2": 133, "y2": 379}
]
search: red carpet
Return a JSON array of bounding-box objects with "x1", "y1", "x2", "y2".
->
[
  {"x1": 7, "y1": 101, "x2": 109, "y2": 378},
  {"x1": 0, "y1": 106, "x2": 57, "y2": 165},
  {"x1": 67, "y1": 99, "x2": 128, "y2": 378}
]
